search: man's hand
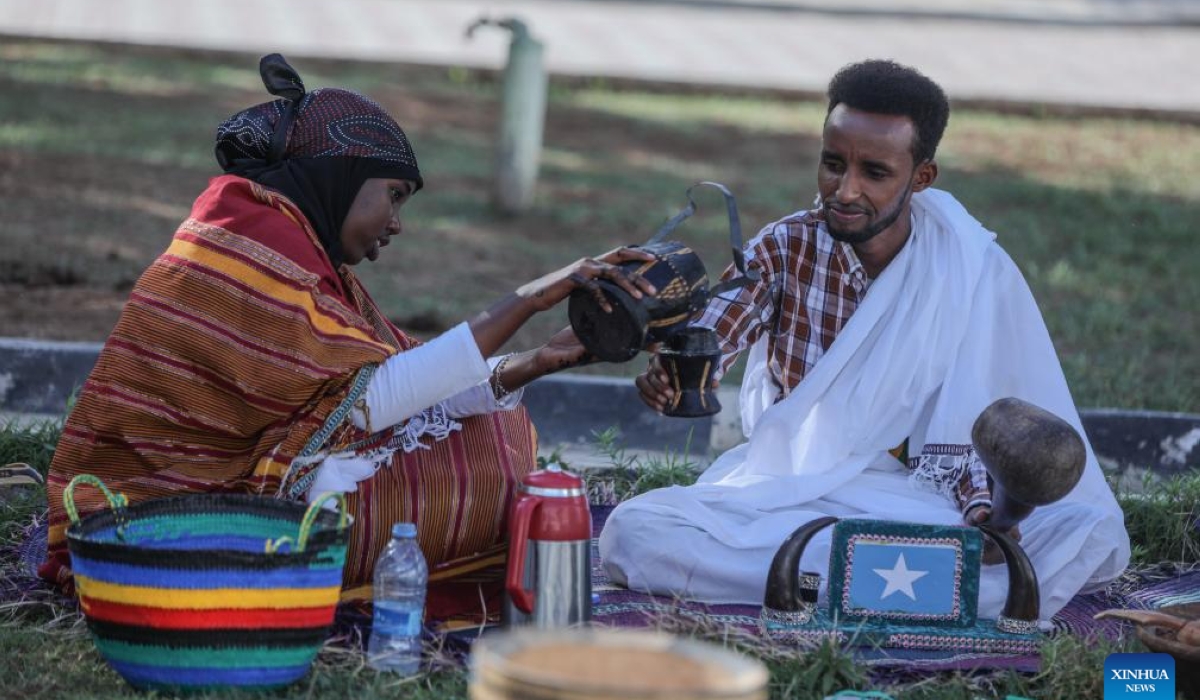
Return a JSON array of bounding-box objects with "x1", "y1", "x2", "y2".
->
[
  {"x1": 964, "y1": 504, "x2": 1022, "y2": 566},
  {"x1": 635, "y1": 352, "x2": 720, "y2": 412},
  {"x1": 634, "y1": 353, "x2": 674, "y2": 411}
]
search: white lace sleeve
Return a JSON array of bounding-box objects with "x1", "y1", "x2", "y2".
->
[
  {"x1": 439, "y1": 355, "x2": 525, "y2": 418},
  {"x1": 907, "y1": 443, "x2": 992, "y2": 514}
]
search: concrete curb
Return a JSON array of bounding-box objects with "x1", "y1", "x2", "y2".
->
[
  {"x1": 0, "y1": 337, "x2": 715, "y2": 454},
  {"x1": 0, "y1": 338, "x2": 104, "y2": 417},
  {"x1": 2, "y1": 338, "x2": 1197, "y2": 477}
]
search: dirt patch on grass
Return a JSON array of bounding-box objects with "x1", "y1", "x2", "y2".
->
[
  {"x1": 1, "y1": 147, "x2": 210, "y2": 340},
  {"x1": 0, "y1": 284, "x2": 126, "y2": 340}
]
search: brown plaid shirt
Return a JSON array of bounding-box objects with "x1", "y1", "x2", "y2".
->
[
  {"x1": 696, "y1": 208, "x2": 870, "y2": 396},
  {"x1": 694, "y1": 207, "x2": 990, "y2": 515}
]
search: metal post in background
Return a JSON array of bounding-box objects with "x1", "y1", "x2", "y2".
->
[{"x1": 466, "y1": 16, "x2": 547, "y2": 215}]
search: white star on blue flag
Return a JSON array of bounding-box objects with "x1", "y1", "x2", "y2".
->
[
  {"x1": 845, "y1": 540, "x2": 960, "y2": 615},
  {"x1": 873, "y1": 553, "x2": 929, "y2": 600}
]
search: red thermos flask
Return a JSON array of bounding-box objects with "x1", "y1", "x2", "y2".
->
[{"x1": 503, "y1": 463, "x2": 592, "y2": 627}]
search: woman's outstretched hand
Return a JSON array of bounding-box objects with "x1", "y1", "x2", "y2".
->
[
  {"x1": 515, "y1": 246, "x2": 657, "y2": 313},
  {"x1": 534, "y1": 327, "x2": 599, "y2": 374},
  {"x1": 469, "y1": 246, "x2": 657, "y2": 361}
]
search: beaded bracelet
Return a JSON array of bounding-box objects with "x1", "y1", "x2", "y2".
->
[{"x1": 490, "y1": 354, "x2": 515, "y2": 401}]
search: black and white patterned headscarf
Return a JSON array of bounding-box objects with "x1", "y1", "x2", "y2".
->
[{"x1": 214, "y1": 54, "x2": 423, "y2": 267}]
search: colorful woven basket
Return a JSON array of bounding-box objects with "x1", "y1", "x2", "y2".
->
[{"x1": 63, "y1": 474, "x2": 350, "y2": 693}]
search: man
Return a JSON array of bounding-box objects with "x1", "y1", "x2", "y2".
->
[{"x1": 599, "y1": 60, "x2": 1129, "y2": 621}]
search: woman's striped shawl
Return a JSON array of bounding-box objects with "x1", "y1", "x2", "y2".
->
[{"x1": 43, "y1": 175, "x2": 410, "y2": 586}]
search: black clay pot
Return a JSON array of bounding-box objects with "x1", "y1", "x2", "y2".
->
[
  {"x1": 567, "y1": 241, "x2": 710, "y2": 363},
  {"x1": 659, "y1": 327, "x2": 723, "y2": 418},
  {"x1": 567, "y1": 181, "x2": 759, "y2": 364}
]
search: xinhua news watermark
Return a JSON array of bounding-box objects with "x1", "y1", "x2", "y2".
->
[{"x1": 1104, "y1": 653, "x2": 1175, "y2": 698}]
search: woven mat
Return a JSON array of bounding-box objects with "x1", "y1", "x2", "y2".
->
[{"x1": 586, "y1": 505, "x2": 1200, "y2": 673}]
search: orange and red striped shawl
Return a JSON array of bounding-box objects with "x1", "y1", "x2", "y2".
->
[{"x1": 42, "y1": 175, "x2": 404, "y2": 589}]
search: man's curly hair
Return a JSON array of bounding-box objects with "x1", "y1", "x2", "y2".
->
[{"x1": 826, "y1": 60, "x2": 950, "y2": 164}]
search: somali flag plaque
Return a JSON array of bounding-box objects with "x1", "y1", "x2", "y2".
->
[{"x1": 827, "y1": 519, "x2": 983, "y2": 628}]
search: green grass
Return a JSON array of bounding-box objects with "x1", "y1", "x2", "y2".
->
[
  {"x1": 0, "y1": 625, "x2": 469, "y2": 700},
  {"x1": 0, "y1": 420, "x2": 1190, "y2": 699},
  {"x1": 1117, "y1": 473, "x2": 1200, "y2": 565},
  {"x1": 0, "y1": 416, "x2": 60, "y2": 546},
  {"x1": 0, "y1": 416, "x2": 60, "y2": 475},
  {"x1": 0, "y1": 606, "x2": 1142, "y2": 700},
  {"x1": 577, "y1": 426, "x2": 702, "y2": 504}
]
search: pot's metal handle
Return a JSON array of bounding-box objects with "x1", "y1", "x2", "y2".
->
[{"x1": 645, "y1": 181, "x2": 760, "y2": 296}]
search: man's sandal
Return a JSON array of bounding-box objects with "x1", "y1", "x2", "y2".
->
[{"x1": 0, "y1": 462, "x2": 44, "y2": 488}]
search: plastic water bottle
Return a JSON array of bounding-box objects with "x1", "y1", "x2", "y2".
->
[{"x1": 368, "y1": 522, "x2": 428, "y2": 674}]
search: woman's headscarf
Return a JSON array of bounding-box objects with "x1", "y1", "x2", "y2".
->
[{"x1": 214, "y1": 54, "x2": 423, "y2": 267}]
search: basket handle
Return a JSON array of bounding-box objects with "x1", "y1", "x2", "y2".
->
[
  {"x1": 63, "y1": 474, "x2": 129, "y2": 525},
  {"x1": 296, "y1": 491, "x2": 348, "y2": 552}
]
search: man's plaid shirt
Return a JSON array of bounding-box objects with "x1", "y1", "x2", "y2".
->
[
  {"x1": 694, "y1": 207, "x2": 990, "y2": 515},
  {"x1": 696, "y1": 207, "x2": 870, "y2": 396}
]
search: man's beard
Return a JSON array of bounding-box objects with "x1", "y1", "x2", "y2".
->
[{"x1": 824, "y1": 183, "x2": 912, "y2": 245}]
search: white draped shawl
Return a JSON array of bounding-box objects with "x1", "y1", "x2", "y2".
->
[{"x1": 599, "y1": 189, "x2": 1130, "y2": 620}]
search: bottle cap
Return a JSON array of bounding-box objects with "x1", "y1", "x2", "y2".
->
[{"x1": 391, "y1": 522, "x2": 417, "y2": 538}]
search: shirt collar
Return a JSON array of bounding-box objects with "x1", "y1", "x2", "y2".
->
[
  {"x1": 812, "y1": 210, "x2": 871, "y2": 292},
  {"x1": 837, "y1": 241, "x2": 869, "y2": 288},
  {"x1": 814, "y1": 209, "x2": 922, "y2": 290}
]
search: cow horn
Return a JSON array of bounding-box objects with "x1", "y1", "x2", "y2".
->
[
  {"x1": 971, "y1": 397, "x2": 1086, "y2": 531},
  {"x1": 763, "y1": 516, "x2": 838, "y2": 613},
  {"x1": 978, "y1": 523, "x2": 1041, "y2": 634}
]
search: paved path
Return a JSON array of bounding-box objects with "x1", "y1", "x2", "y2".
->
[
  {"x1": 641, "y1": 0, "x2": 1200, "y2": 25},
  {"x1": 2, "y1": 0, "x2": 1198, "y2": 114}
]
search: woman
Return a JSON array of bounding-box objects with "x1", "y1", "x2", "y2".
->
[{"x1": 40, "y1": 55, "x2": 654, "y2": 619}]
